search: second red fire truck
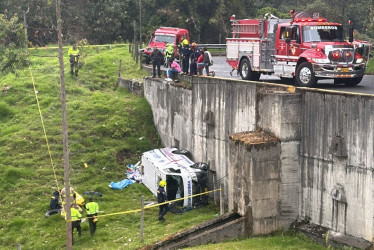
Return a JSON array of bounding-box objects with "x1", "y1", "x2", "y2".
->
[{"x1": 226, "y1": 11, "x2": 371, "y2": 87}]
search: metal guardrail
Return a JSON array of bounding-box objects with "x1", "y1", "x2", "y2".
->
[
  {"x1": 199, "y1": 44, "x2": 226, "y2": 49},
  {"x1": 136, "y1": 44, "x2": 226, "y2": 64},
  {"x1": 139, "y1": 44, "x2": 226, "y2": 52}
]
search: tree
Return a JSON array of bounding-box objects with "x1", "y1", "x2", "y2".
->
[
  {"x1": 0, "y1": 12, "x2": 28, "y2": 75},
  {"x1": 0, "y1": 0, "x2": 372, "y2": 46}
]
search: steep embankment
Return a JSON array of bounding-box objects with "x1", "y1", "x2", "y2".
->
[{"x1": 0, "y1": 45, "x2": 219, "y2": 249}]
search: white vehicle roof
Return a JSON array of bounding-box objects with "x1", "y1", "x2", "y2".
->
[{"x1": 142, "y1": 147, "x2": 198, "y2": 175}]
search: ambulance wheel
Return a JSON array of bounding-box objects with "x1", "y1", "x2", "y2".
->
[
  {"x1": 296, "y1": 62, "x2": 317, "y2": 87},
  {"x1": 344, "y1": 77, "x2": 363, "y2": 86},
  {"x1": 240, "y1": 58, "x2": 260, "y2": 81}
]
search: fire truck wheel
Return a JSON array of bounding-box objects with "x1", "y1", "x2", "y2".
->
[
  {"x1": 296, "y1": 62, "x2": 317, "y2": 87},
  {"x1": 145, "y1": 57, "x2": 151, "y2": 65},
  {"x1": 344, "y1": 76, "x2": 363, "y2": 86},
  {"x1": 240, "y1": 58, "x2": 260, "y2": 81}
]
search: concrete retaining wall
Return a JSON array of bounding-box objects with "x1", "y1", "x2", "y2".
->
[
  {"x1": 228, "y1": 132, "x2": 282, "y2": 235},
  {"x1": 120, "y1": 75, "x2": 374, "y2": 243},
  {"x1": 300, "y1": 91, "x2": 374, "y2": 240}
]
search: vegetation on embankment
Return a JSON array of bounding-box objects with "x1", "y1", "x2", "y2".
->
[
  {"x1": 366, "y1": 59, "x2": 374, "y2": 74},
  {"x1": 0, "y1": 45, "x2": 220, "y2": 249},
  {"x1": 0, "y1": 45, "x2": 327, "y2": 249}
]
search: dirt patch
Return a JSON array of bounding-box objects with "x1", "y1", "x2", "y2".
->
[
  {"x1": 171, "y1": 81, "x2": 192, "y2": 90},
  {"x1": 230, "y1": 131, "x2": 279, "y2": 145},
  {"x1": 116, "y1": 149, "x2": 133, "y2": 164},
  {"x1": 257, "y1": 85, "x2": 295, "y2": 95}
]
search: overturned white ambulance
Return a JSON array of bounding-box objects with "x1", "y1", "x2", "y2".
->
[{"x1": 139, "y1": 147, "x2": 208, "y2": 208}]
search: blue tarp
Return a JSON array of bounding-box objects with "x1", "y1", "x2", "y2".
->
[{"x1": 109, "y1": 179, "x2": 134, "y2": 190}]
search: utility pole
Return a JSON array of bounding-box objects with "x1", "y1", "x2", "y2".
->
[
  {"x1": 133, "y1": 20, "x2": 136, "y2": 44},
  {"x1": 23, "y1": 7, "x2": 29, "y2": 38},
  {"x1": 56, "y1": 0, "x2": 72, "y2": 249},
  {"x1": 139, "y1": 0, "x2": 142, "y2": 44}
]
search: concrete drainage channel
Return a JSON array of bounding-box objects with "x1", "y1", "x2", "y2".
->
[{"x1": 141, "y1": 212, "x2": 248, "y2": 250}]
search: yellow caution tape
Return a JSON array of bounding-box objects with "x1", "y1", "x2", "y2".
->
[{"x1": 66, "y1": 188, "x2": 221, "y2": 222}]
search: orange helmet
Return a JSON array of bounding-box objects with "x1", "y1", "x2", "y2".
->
[{"x1": 191, "y1": 42, "x2": 197, "y2": 48}]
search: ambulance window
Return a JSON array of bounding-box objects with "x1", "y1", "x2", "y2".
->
[{"x1": 165, "y1": 168, "x2": 181, "y2": 173}]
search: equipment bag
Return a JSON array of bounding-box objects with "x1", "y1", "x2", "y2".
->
[{"x1": 205, "y1": 51, "x2": 213, "y2": 66}]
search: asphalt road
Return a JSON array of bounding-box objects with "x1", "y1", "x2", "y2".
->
[{"x1": 211, "y1": 56, "x2": 374, "y2": 95}]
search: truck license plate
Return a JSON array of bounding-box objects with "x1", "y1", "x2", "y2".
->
[{"x1": 340, "y1": 68, "x2": 349, "y2": 72}]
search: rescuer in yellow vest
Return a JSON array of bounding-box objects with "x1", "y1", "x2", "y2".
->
[
  {"x1": 68, "y1": 44, "x2": 80, "y2": 76},
  {"x1": 60, "y1": 185, "x2": 76, "y2": 204},
  {"x1": 65, "y1": 204, "x2": 82, "y2": 244},
  {"x1": 85, "y1": 197, "x2": 99, "y2": 236}
]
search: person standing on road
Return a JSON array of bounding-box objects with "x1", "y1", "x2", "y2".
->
[
  {"x1": 197, "y1": 47, "x2": 211, "y2": 76},
  {"x1": 157, "y1": 180, "x2": 168, "y2": 221},
  {"x1": 151, "y1": 45, "x2": 163, "y2": 78},
  {"x1": 180, "y1": 39, "x2": 190, "y2": 75},
  {"x1": 85, "y1": 197, "x2": 99, "y2": 236},
  {"x1": 189, "y1": 42, "x2": 200, "y2": 76}
]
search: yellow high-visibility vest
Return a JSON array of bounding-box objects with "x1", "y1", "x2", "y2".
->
[
  {"x1": 65, "y1": 207, "x2": 82, "y2": 221},
  {"x1": 68, "y1": 47, "x2": 80, "y2": 57},
  {"x1": 85, "y1": 202, "x2": 99, "y2": 215}
]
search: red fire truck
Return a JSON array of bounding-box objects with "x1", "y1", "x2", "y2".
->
[
  {"x1": 226, "y1": 11, "x2": 371, "y2": 87},
  {"x1": 143, "y1": 27, "x2": 189, "y2": 64}
]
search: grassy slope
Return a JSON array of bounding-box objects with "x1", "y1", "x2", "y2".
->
[
  {"x1": 0, "y1": 45, "x2": 219, "y2": 249},
  {"x1": 0, "y1": 45, "x2": 327, "y2": 250},
  {"x1": 366, "y1": 58, "x2": 374, "y2": 74}
]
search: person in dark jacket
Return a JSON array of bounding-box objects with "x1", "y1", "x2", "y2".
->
[
  {"x1": 45, "y1": 190, "x2": 62, "y2": 217},
  {"x1": 189, "y1": 42, "x2": 200, "y2": 76},
  {"x1": 180, "y1": 39, "x2": 190, "y2": 75},
  {"x1": 157, "y1": 180, "x2": 168, "y2": 221},
  {"x1": 151, "y1": 45, "x2": 163, "y2": 78}
]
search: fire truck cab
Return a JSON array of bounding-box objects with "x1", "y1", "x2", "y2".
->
[
  {"x1": 143, "y1": 27, "x2": 189, "y2": 64},
  {"x1": 226, "y1": 11, "x2": 371, "y2": 87}
]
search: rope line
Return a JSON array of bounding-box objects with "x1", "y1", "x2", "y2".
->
[
  {"x1": 29, "y1": 64, "x2": 60, "y2": 191},
  {"x1": 66, "y1": 188, "x2": 221, "y2": 222}
]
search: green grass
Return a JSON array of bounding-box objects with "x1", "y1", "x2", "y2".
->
[
  {"x1": 366, "y1": 58, "x2": 374, "y2": 74},
  {"x1": 0, "y1": 44, "x2": 221, "y2": 250},
  {"x1": 0, "y1": 44, "x2": 327, "y2": 250}
]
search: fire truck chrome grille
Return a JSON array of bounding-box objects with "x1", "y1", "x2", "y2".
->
[{"x1": 328, "y1": 50, "x2": 354, "y2": 63}]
